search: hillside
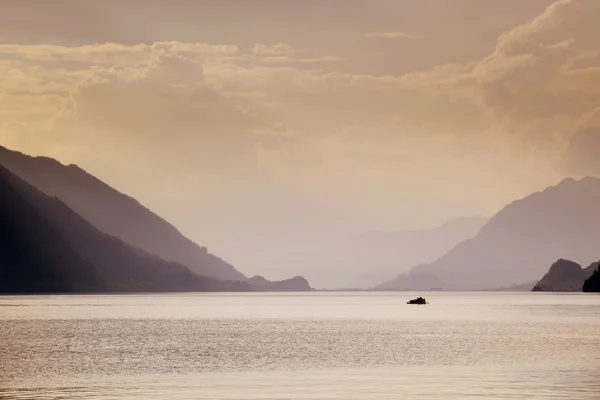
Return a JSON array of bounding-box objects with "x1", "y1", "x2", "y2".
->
[
  {"x1": 377, "y1": 177, "x2": 600, "y2": 290},
  {"x1": 583, "y1": 267, "x2": 600, "y2": 292},
  {"x1": 376, "y1": 270, "x2": 445, "y2": 291},
  {"x1": 532, "y1": 259, "x2": 597, "y2": 292},
  {"x1": 0, "y1": 145, "x2": 245, "y2": 282},
  {"x1": 0, "y1": 166, "x2": 250, "y2": 293}
]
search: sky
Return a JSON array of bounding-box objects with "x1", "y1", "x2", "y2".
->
[{"x1": 1, "y1": 0, "x2": 600, "y2": 283}]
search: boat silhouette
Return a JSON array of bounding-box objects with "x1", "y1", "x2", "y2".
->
[{"x1": 407, "y1": 297, "x2": 427, "y2": 304}]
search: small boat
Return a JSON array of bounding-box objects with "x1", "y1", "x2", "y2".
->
[{"x1": 407, "y1": 297, "x2": 427, "y2": 304}]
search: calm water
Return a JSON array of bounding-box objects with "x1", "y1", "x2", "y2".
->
[{"x1": 1, "y1": 292, "x2": 599, "y2": 399}]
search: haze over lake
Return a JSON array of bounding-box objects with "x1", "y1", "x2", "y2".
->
[
  {"x1": 2, "y1": 1, "x2": 600, "y2": 399},
  {"x1": 2, "y1": 292, "x2": 599, "y2": 399}
]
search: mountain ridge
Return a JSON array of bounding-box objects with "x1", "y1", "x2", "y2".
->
[
  {"x1": 0, "y1": 165, "x2": 251, "y2": 293},
  {"x1": 583, "y1": 267, "x2": 600, "y2": 292},
  {"x1": 532, "y1": 259, "x2": 598, "y2": 292},
  {"x1": 377, "y1": 176, "x2": 600, "y2": 290},
  {"x1": 247, "y1": 275, "x2": 313, "y2": 291},
  {"x1": 338, "y1": 215, "x2": 487, "y2": 288},
  {"x1": 0, "y1": 145, "x2": 246, "y2": 282}
]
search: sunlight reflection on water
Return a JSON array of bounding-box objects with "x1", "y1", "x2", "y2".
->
[{"x1": 1, "y1": 292, "x2": 599, "y2": 399}]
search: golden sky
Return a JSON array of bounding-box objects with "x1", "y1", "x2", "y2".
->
[{"x1": 1, "y1": 0, "x2": 599, "y2": 281}]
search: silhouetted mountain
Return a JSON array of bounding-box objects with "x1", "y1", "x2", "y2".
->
[
  {"x1": 247, "y1": 275, "x2": 313, "y2": 291},
  {"x1": 0, "y1": 145, "x2": 245, "y2": 282},
  {"x1": 583, "y1": 267, "x2": 600, "y2": 292},
  {"x1": 0, "y1": 166, "x2": 251, "y2": 293},
  {"x1": 377, "y1": 177, "x2": 600, "y2": 290},
  {"x1": 532, "y1": 259, "x2": 597, "y2": 292}
]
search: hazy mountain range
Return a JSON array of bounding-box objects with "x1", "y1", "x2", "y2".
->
[
  {"x1": 269, "y1": 216, "x2": 487, "y2": 289},
  {"x1": 0, "y1": 145, "x2": 312, "y2": 293},
  {"x1": 341, "y1": 216, "x2": 487, "y2": 288},
  {"x1": 247, "y1": 275, "x2": 313, "y2": 291},
  {"x1": 0, "y1": 145, "x2": 245, "y2": 282},
  {"x1": 377, "y1": 177, "x2": 600, "y2": 290},
  {"x1": 0, "y1": 165, "x2": 251, "y2": 293},
  {"x1": 2, "y1": 144, "x2": 600, "y2": 293}
]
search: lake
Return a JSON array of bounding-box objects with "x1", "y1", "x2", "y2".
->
[{"x1": 1, "y1": 292, "x2": 599, "y2": 399}]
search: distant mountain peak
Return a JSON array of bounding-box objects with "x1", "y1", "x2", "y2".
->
[
  {"x1": 578, "y1": 176, "x2": 600, "y2": 185},
  {"x1": 377, "y1": 176, "x2": 600, "y2": 290},
  {"x1": 557, "y1": 177, "x2": 577, "y2": 186},
  {"x1": 532, "y1": 259, "x2": 597, "y2": 292},
  {"x1": 551, "y1": 176, "x2": 600, "y2": 190}
]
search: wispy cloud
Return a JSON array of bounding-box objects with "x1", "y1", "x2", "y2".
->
[
  {"x1": 251, "y1": 43, "x2": 295, "y2": 56},
  {"x1": 1, "y1": 0, "x2": 599, "y2": 233},
  {"x1": 257, "y1": 56, "x2": 345, "y2": 64},
  {"x1": 364, "y1": 32, "x2": 422, "y2": 39}
]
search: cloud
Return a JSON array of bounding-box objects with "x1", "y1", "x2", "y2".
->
[
  {"x1": 461, "y1": 0, "x2": 600, "y2": 151},
  {"x1": 1, "y1": 0, "x2": 600, "y2": 228},
  {"x1": 493, "y1": 0, "x2": 575, "y2": 55},
  {"x1": 61, "y1": 53, "x2": 270, "y2": 163},
  {"x1": 239, "y1": 0, "x2": 600, "y2": 209},
  {"x1": 0, "y1": 41, "x2": 239, "y2": 65},
  {"x1": 0, "y1": 44, "x2": 278, "y2": 203},
  {"x1": 256, "y1": 56, "x2": 345, "y2": 64},
  {"x1": 251, "y1": 43, "x2": 294, "y2": 56},
  {"x1": 364, "y1": 32, "x2": 422, "y2": 39},
  {"x1": 249, "y1": 43, "x2": 344, "y2": 64}
]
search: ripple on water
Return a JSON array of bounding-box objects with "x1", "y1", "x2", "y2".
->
[{"x1": 1, "y1": 292, "x2": 599, "y2": 399}]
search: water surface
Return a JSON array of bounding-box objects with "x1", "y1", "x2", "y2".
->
[{"x1": 1, "y1": 292, "x2": 599, "y2": 399}]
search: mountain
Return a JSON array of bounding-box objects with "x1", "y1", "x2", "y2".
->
[
  {"x1": 0, "y1": 145, "x2": 245, "y2": 282},
  {"x1": 375, "y1": 270, "x2": 445, "y2": 291},
  {"x1": 583, "y1": 267, "x2": 600, "y2": 292},
  {"x1": 0, "y1": 166, "x2": 250, "y2": 293},
  {"x1": 377, "y1": 177, "x2": 600, "y2": 290},
  {"x1": 247, "y1": 275, "x2": 313, "y2": 291},
  {"x1": 306, "y1": 216, "x2": 485, "y2": 289},
  {"x1": 342, "y1": 216, "x2": 487, "y2": 288},
  {"x1": 532, "y1": 259, "x2": 598, "y2": 292}
]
